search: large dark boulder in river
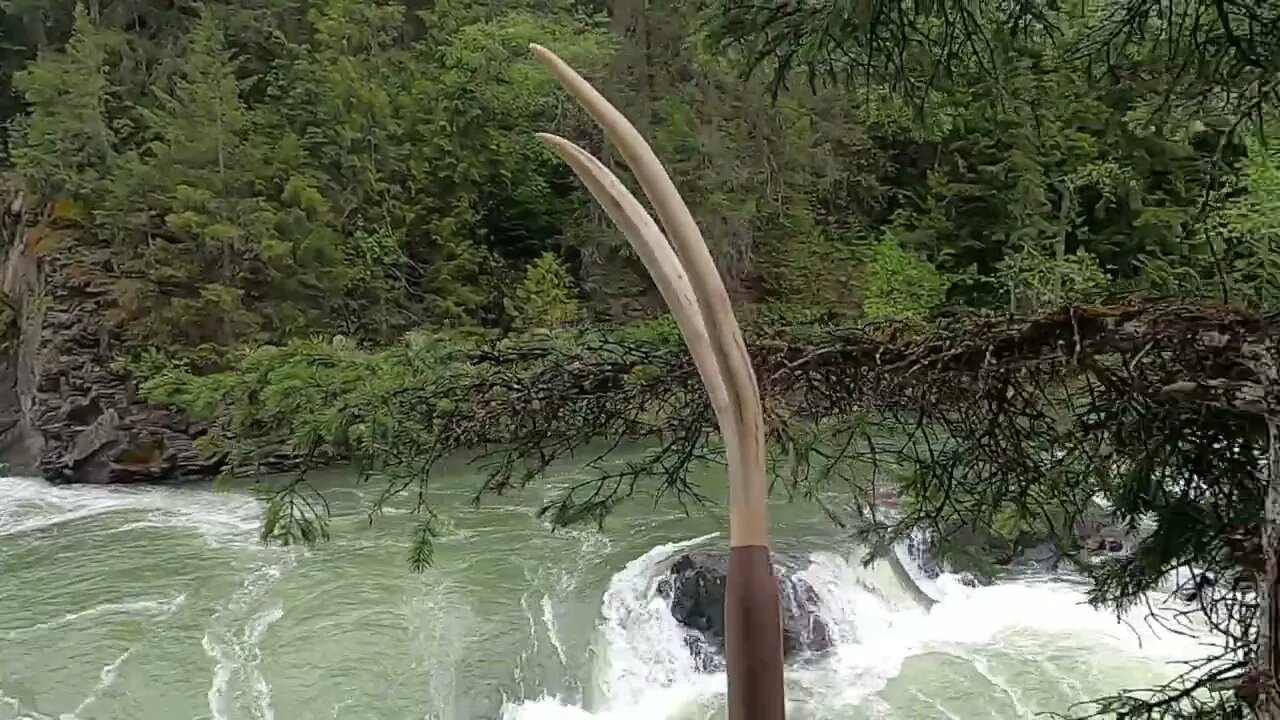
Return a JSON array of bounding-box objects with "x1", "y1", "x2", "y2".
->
[{"x1": 655, "y1": 552, "x2": 833, "y2": 671}]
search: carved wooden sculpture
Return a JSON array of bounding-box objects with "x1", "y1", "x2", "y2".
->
[{"x1": 530, "y1": 44, "x2": 786, "y2": 720}]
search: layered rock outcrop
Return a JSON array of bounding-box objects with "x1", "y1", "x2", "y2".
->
[{"x1": 0, "y1": 190, "x2": 223, "y2": 483}]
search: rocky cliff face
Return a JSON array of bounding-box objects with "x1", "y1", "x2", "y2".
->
[{"x1": 0, "y1": 190, "x2": 224, "y2": 484}]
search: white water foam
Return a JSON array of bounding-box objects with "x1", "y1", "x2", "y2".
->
[
  {"x1": 204, "y1": 555, "x2": 296, "y2": 720},
  {"x1": 65, "y1": 648, "x2": 134, "y2": 719},
  {"x1": 541, "y1": 594, "x2": 569, "y2": 669},
  {"x1": 2, "y1": 475, "x2": 292, "y2": 720},
  {"x1": 0, "y1": 651, "x2": 135, "y2": 720},
  {"x1": 406, "y1": 579, "x2": 475, "y2": 720},
  {"x1": 802, "y1": 550, "x2": 1207, "y2": 711},
  {"x1": 501, "y1": 534, "x2": 1212, "y2": 719},
  {"x1": 0, "y1": 476, "x2": 262, "y2": 544},
  {"x1": 502, "y1": 533, "x2": 724, "y2": 720},
  {"x1": 4, "y1": 593, "x2": 187, "y2": 638}
]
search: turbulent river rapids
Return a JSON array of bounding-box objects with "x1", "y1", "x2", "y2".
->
[{"x1": 1, "y1": 458, "x2": 1212, "y2": 720}]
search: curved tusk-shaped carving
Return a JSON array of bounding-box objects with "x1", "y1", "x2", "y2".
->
[
  {"x1": 534, "y1": 132, "x2": 733, "y2": 432},
  {"x1": 531, "y1": 45, "x2": 784, "y2": 720},
  {"x1": 529, "y1": 42, "x2": 767, "y2": 549}
]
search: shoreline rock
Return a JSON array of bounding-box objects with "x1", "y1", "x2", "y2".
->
[
  {"x1": 0, "y1": 189, "x2": 224, "y2": 484},
  {"x1": 866, "y1": 486, "x2": 1137, "y2": 580}
]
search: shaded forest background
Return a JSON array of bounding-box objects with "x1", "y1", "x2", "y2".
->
[{"x1": 4, "y1": 0, "x2": 1278, "y2": 362}]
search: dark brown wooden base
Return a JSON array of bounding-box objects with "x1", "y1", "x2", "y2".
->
[{"x1": 726, "y1": 544, "x2": 786, "y2": 720}]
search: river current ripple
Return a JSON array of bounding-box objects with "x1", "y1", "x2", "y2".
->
[{"x1": 0, "y1": 473, "x2": 1208, "y2": 719}]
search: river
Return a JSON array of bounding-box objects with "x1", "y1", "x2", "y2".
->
[{"x1": 1, "y1": 459, "x2": 1209, "y2": 719}]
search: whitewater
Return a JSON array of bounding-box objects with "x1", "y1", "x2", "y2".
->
[{"x1": 0, "y1": 465, "x2": 1212, "y2": 720}]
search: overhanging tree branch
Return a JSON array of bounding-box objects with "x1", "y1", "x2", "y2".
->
[{"x1": 175, "y1": 300, "x2": 1277, "y2": 715}]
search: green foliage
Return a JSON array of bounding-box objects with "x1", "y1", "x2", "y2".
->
[
  {"x1": 1222, "y1": 141, "x2": 1280, "y2": 311},
  {"x1": 9, "y1": 6, "x2": 121, "y2": 202},
  {"x1": 755, "y1": 222, "x2": 862, "y2": 321},
  {"x1": 709, "y1": 0, "x2": 1280, "y2": 119},
  {"x1": 135, "y1": 326, "x2": 491, "y2": 561},
  {"x1": 8, "y1": 0, "x2": 1277, "y2": 350},
  {"x1": 861, "y1": 239, "x2": 949, "y2": 324},
  {"x1": 6, "y1": 1, "x2": 614, "y2": 348},
  {"x1": 998, "y1": 247, "x2": 1111, "y2": 312},
  {"x1": 612, "y1": 316, "x2": 684, "y2": 347},
  {"x1": 509, "y1": 251, "x2": 583, "y2": 329},
  {"x1": 139, "y1": 332, "x2": 476, "y2": 463}
]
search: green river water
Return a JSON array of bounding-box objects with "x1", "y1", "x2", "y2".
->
[{"x1": 1, "y1": 460, "x2": 1211, "y2": 719}]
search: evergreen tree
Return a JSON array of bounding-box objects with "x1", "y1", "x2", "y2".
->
[
  {"x1": 9, "y1": 4, "x2": 120, "y2": 202},
  {"x1": 509, "y1": 252, "x2": 583, "y2": 330}
]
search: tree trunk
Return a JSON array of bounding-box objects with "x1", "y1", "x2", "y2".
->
[
  {"x1": 577, "y1": 0, "x2": 652, "y2": 314},
  {"x1": 1054, "y1": 181, "x2": 1070, "y2": 303},
  {"x1": 609, "y1": 0, "x2": 649, "y2": 132},
  {"x1": 1253, "y1": 345, "x2": 1280, "y2": 716}
]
